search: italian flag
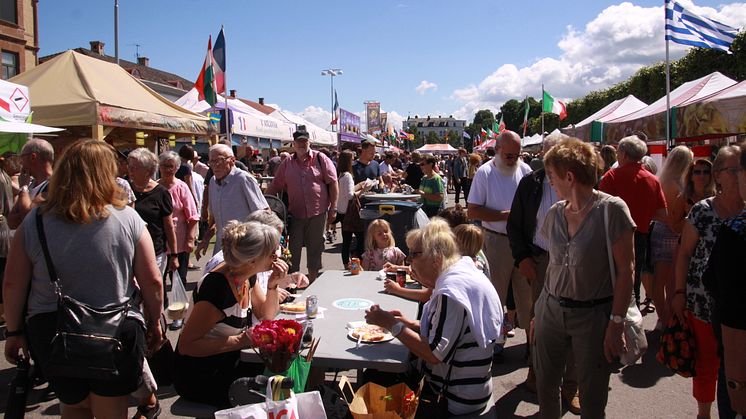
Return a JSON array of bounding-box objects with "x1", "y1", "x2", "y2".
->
[
  {"x1": 542, "y1": 90, "x2": 567, "y2": 120},
  {"x1": 194, "y1": 36, "x2": 217, "y2": 107}
]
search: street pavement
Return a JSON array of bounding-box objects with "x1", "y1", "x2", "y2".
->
[{"x1": 0, "y1": 191, "x2": 713, "y2": 418}]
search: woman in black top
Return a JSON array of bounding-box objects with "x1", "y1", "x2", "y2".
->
[
  {"x1": 173, "y1": 220, "x2": 287, "y2": 407},
  {"x1": 128, "y1": 148, "x2": 177, "y2": 276}
]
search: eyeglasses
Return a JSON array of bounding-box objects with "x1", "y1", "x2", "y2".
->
[
  {"x1": 208, "y1": 156, "x2": 230, "y2": 166},
  {"x1": 159, "y1": 163, "x2": 177, "y2": 170},
  {"x1": 692, "y1": 169, "x2": 711, "y2": 176},
  {"x1": 503, "y1": 153, "x2": 520, "y2": 160},
  {"x1": 718, "y1": 167, "x2": 743, "y2": 175}
]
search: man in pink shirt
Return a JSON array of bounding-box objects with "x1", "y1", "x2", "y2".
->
[{"x1": 267, "y1": 127, "x2": 338, "y2": 283}]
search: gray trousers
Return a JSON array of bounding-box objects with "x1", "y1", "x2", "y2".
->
[
  {"x1": 482, "y1": 231, "x2": 532, "y2": 330},
  {"x1": 288, "y1": 211, "x2": 327, "y2": 274},
  {"x1": 532, "y1": 290, "x2": 612, "y2": 419}
]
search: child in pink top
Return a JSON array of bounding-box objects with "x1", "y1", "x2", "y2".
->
[{"x1": 362, "y1": 219, "x2": 406, "y2": 271}]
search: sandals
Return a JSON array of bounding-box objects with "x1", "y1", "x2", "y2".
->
[
  {"x1": 641, "y1": 298, "x2": 656, "y2": 314},
  {"x1": 132, "y1": 401, "x2": 161, "y2": 419}
]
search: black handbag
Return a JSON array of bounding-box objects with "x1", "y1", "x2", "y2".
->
[
  {"x1": 36, "y1": 210, "x2": 132, "y2": 380},
  {"x1": 147, "y1": 314, "x2": 174, "y2": 386},
  {"x1": 341, "y1": 195, "x2": 364, "y2": 233}
]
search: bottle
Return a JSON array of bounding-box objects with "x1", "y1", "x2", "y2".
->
[{"x1": 5, "y1": 356, "x2": 30, "y2": 419}]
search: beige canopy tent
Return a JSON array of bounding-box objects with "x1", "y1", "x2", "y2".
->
[
  {"x1": 10, "y1": 50, "x2": 212, "y2": 149},
  {"x1": 672, "y1": 79, "x2": 746, "y2": 141}
]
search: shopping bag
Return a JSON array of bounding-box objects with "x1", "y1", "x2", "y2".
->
[
  {"x1": 340, "y1": 376, "x2": 417, "y2": 419},
  {"x1": 263, "y1": 356, "x2": 311, "y2": 394},
  {"x1": 656, "y1": 313, "x2": 697, "y2": 378},
  {"x1": 216, "y1": 375, "x2": 327, "y2": 419},
  {"x1": 620, "y1": 297, "x2": 648, "y2": 366},
  {"x1": 166, "y1": 270, "x2": 189, "y2": 320}
]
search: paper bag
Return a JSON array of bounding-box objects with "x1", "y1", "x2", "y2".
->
[{"x1": 340, "y1": 376, "x2": 417, "y2": 419}]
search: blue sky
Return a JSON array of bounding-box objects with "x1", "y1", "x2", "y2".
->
[{"x1": 39, "y1": 0, "x2": 746, "y2": 130}]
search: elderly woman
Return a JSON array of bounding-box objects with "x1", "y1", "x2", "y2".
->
[
  {"x1": 3, "y1": 140, "x2": 164, "y2": 418},
  {"x1": 533, "y1": 138, "x2": 635, "y2": 418},
  {"x1": 649, "y1": 145, "x2": 693, "y2": 326},
  {"x1": 366, "y1": 219, "x2": 502, "y2": 416},
  {"x1": 673, "y1": 145, "x2": 744, "y2": 419},
  {"x1": 128, "y1": 148, "x2": 178, "y2": 277},
  {"x1": 173, "y1": 220, "x2": 288, "y2": 408},
  {"x1": 158, "y1": 151, "x2": 199, "y2": 301}
]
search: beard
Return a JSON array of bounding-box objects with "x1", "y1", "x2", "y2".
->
[{"x1": 494, "y1": 157, "x2": 519, "y2": 176}]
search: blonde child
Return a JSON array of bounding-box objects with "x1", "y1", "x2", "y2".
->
[
  {"x1": 362, "y1": 219, "x2": 406, "y2": 271},
  {"x1": 453, "y1": 224, "x2": 490, "y2": 277}
]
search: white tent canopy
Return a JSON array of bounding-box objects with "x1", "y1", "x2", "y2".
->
[
  {"x1": 522, "y1": 133, "x2": 543, "y2": 147},
  {"x1": 175, "y1": 89, "x2": 294, "y2": 141},
  {"x1": 415, "y1": 143, "x2": 458, "y2": 154},
  {"x1": 270, "y1": 109, "x2": 337, "y2": 147}
]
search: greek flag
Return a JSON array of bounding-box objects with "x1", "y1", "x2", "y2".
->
[{"x1": 665, "y1": 0, "x2": 738, "y2": 53}]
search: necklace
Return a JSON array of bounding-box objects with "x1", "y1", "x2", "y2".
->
[{"x1": 567, "y1": 191, "x2": 596, "y2": 214}]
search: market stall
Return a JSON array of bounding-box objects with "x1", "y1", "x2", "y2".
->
[
  {"x1": 672, "y1": 79, "x2": 746, "y2": 141},
  {"x1": 561, "y1": 95, "x2": 647, "y2": 142}
]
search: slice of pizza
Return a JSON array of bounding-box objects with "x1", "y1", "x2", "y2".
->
[{"x1": 279, "y1": 301, "x2": 306, "y2": 313}]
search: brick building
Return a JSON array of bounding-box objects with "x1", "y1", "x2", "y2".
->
[{"x1": 0, "y1": 0, "x2": 38, "y2": 79}]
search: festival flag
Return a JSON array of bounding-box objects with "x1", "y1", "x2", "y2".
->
[
  {"x1": 462, "y1": 131, "x2": 470, "y2": 139},
  {"x1": 480, "y1": 127, "x2": 487, "y2": 138},
  {"x1": 398, "y1": 130, "x2": 409, "y2": 140},
  {"x1": 212, "y1": 28, "x2": 226, "y2": 94},
  {"x1": 665, "y1": 0, "x2": 737, "y2": 52},
  {"x1": 542, "y1": 90, "x2": 567, "y2": 120},
  {"x1": 330, "y1": 90, "x2": 339, "y2": 125},
  {"x1": 498, "y1": 115, "x2": 506, "y2": 133},
  {"x1": 492, "y1": 121, "x2": 500, "y2": 135},
  {"x1": 194, "y1": 36, "x2": 217, "y2": 106},
  {"x1": 522, "y1": 96, "x2": 530, "y2": 136}
]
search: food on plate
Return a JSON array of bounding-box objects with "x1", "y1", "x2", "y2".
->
[
  {"x1": 279, "y1": 301, "x2": 306, "y2": 313},
  {"x1": 351, "y1": 324, "x2": 389, "y2": 342}
]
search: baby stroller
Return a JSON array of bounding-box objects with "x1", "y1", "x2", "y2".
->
[{"x1": 264, "y1": 194, "x2": 288, "y2": 241}]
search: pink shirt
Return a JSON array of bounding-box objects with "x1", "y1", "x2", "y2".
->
[
  {"x1": 166, "y1": 179, "x2": 200, "y2": 253},
  {"x1": 271, "y1": 150, "x2": 337, "y2": 219},
  {"x1": 362, "y1": 247, "x2": 406, "y2": 271}
]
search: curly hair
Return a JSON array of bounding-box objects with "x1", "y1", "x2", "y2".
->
[{"x1": 543, "y1": 138, "x2": 602, "y2": 187}]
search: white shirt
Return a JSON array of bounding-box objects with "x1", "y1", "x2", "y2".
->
[
  {"x1": 191, "y1": 171, "x2": 205, "y2": 212},
  {"x1": 533, "y1": 175, "x2": 558, "y2": 251},
  {"x1": 467, "y1": 158, "x2": 531, "y2": 234},
  {"x1": 336, "y1": 172, "x2": 354, "y2": 214},
  {"x1": 379, "y1": 162, "x2": 392, "y2": 176}
]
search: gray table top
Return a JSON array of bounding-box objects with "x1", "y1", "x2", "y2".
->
[{"x1": 240, "y1": 270, "x2": 419, "y2": 372}]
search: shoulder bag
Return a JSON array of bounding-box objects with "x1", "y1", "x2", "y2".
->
[
  {"x1": 341, "y1": 194, "x2": 364, "y2": 233},
  {"x1": 36, "y1": 210, "x2": 133, "y2": 380},
  {"x1": 604, "y1": 201, "x2": 648, "y2": 366}
]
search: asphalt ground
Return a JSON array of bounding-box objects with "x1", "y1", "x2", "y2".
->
[{"x1": 0, "y1": 191, "x2": 712, "y2": 418}]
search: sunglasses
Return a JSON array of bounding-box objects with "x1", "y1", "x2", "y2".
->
[{"x1": 692, "y1": 169, "x2": 711, "y2": 175}]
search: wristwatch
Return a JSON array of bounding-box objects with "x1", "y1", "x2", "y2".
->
[
  {"x1": 390, "y1": 321, "x2": 405, "y2": 337},
  {"x1": 610, "y1": 314, "x2": 624, "y2": 324},
  {"x1": 727, "y1": 379, "x2": 746, "y2": 391}
]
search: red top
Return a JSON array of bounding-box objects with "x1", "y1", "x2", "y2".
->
[
  {"x1": 598, "y1": 163, "x2": 666, "y2": 234},
  {"x1": 271, "y1": 150, "x2": 337, "y2": 219}
]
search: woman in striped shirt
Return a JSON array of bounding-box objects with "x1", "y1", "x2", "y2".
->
[{"x1": 366, "y1": 219, "x2": 503, "y2": 416}]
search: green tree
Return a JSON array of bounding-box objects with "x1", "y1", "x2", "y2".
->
[
  {"x1": 425, "y1": 131, "x2": 440, "y2": 144},
  {"x1": 446, "y1": 130, "x2": 461, "y2": 148}
]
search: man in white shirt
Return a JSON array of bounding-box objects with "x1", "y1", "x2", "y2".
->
[{"x1": 467, "y1": 131, "x2": 532, "y2": 337}]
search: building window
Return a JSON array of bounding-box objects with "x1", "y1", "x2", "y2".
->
[
  {"x1": 0, "y1": 0, "x2": 17, "y2": 24},
  {"x1": 2, "y1": 51, "x2": 18, "y2": 79}
]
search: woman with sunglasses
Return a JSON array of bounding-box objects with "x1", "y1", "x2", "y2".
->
[
  {"x1": 173, "y1": 221, "x2": 287, "y2": 407},
  {"x1": 685, "y1": 159, "x2": 716, "y2": 212},
  {"x1": 673, "y1": 146, "x2": 744, "y2": 419},
  {"x1": 417, "y1": 156, "x2": 444, "y2": 217}
]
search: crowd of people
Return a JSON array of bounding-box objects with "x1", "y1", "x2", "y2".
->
[{"x1": 0, "y1": 128, "x2": 743, "y2": 418}]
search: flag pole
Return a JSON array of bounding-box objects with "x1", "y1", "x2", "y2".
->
[
  {"x1": 665, "y1": 30, "x2": 671, "y2": 149},
  {"x1": 221, "y1": 26, "x2": 232, "y2": 145},
  {"x1": 541, "y1": 84, "x2": 545, "y2": 136}
]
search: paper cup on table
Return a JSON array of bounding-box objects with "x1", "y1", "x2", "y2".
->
[{"x1": 167, "y1": 302, "x2": 188, "y2": 320}]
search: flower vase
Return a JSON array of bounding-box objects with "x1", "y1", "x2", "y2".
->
[{"x1": 266, "y1": 351, "x2": 296, "y2": 374}]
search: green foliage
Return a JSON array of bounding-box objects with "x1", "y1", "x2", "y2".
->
[
  {"x1": 425, "y1": 131, "x2": 440, "y2": 144},
  {"x1": 446, "y1": 130, "x2": 462, "y2": 148}
]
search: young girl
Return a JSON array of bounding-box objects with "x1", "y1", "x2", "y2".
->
[{"x1": 362, "y1": 219, "x2": 406, "y2": 271}]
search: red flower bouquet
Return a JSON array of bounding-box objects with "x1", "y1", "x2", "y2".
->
[{"x1": 251, "y1": 319, "x2": 304, "y2": 373}]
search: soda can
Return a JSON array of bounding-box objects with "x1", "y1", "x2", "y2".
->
[
  {"x1": 386, "y1": 272, "x2": 397, "y2": 283},
  {"x1": 396, "y1": 269, "x2": 407, "y2": 287},
  {"x1": 306, "y1": 295, "x2": 318, "y2": 319}
]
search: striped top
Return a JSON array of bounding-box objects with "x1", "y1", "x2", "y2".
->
[{"x1": 421, "y1": 294, "x2": 494, "y2": 415}]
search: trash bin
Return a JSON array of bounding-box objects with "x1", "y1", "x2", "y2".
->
[{"x1": 360, "y1": 200, "x2": 426, "y2": 255}]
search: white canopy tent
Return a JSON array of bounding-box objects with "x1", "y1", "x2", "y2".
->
[
  {"x1": 415, "y1": 143, "x2": 458, "y2": 154},
  {"x1": 175, "y1": 89, "x2": 294, "y2": 142},
  {"x1": 270, "y1": 109, "x2": 337, "y2": 147},
  {"x1": 0, "y1": 78, "x2": 62, "y2": 134},
  {"x1": 522, "y1": 133, "x2": 544, "y2": 147},
  {"x1": 561, "y1": 95, "x2": 647, "y2": 141}
]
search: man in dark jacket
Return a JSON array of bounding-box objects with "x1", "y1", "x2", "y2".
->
[{"x1": 507, "y1": 133, "x2": 579, "y2": 413}]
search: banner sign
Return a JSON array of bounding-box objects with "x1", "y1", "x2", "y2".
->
[
  {"x1": 380, "y1": 112, "x2": 387, "y2": 133},
  {"x1": 366, "y1": 102, "x2": 381, "y2": 133}
]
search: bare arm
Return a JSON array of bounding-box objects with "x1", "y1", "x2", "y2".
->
[
  {"x1": 467, "y1": 203, "x2": 509, "y2": 222},
  {"x1": 133, "y1": 229, "x2": 164, "y2": 336},
  {"x1": 365, "y1": 306, "x2": 439, "y2": 364},
  {"x1": 2, "y1": 225, "x2": 31, "y2": 363},
  {"x1": 7, "y1": 190, "x2": 32, "y2": 229},
  {"x1": 177, "y1": 301, "x2": 252, "y2": 357}
]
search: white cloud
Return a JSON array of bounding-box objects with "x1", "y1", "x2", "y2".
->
[
  {"x1": 450, "y1": 1, "x2": 746, "y2": 121},
  {"x1": 415, "y1": 80, "x2": 438, "y2": 95},
  {"x1": 297, "y1": 106, "x2": 332, "y2": 130}
]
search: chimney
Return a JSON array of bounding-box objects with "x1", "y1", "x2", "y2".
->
[
  {"x1": 137, "y1": 56, "x2": 149, "y2": 67},
  {"x1": 258, "y1": 97, "x2": 265, "y2": 105},
  {"x1": 89, "y1": 40, "x2": 105, "y2": 55},
  {"x1": 230, "y1": 89, "x2": 237, "y2": 98}
]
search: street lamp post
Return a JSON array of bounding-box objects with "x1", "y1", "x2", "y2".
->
[{"x1": 321, "y1": 68, "x2": 342, "y2": 131}]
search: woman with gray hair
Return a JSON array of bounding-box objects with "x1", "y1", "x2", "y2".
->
[
  {"x1": 365, "y1": 218, "x2": 502, "y2": 416},
  {"x1": 173, "y1": 220, "x2": 288, "y2": 407},
  {"x1": 157, "y1": 151, "x2": 199, "y2": 324},
  {"x1": 128, "y1": 148, "x2": 177, "y2": 277}
]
